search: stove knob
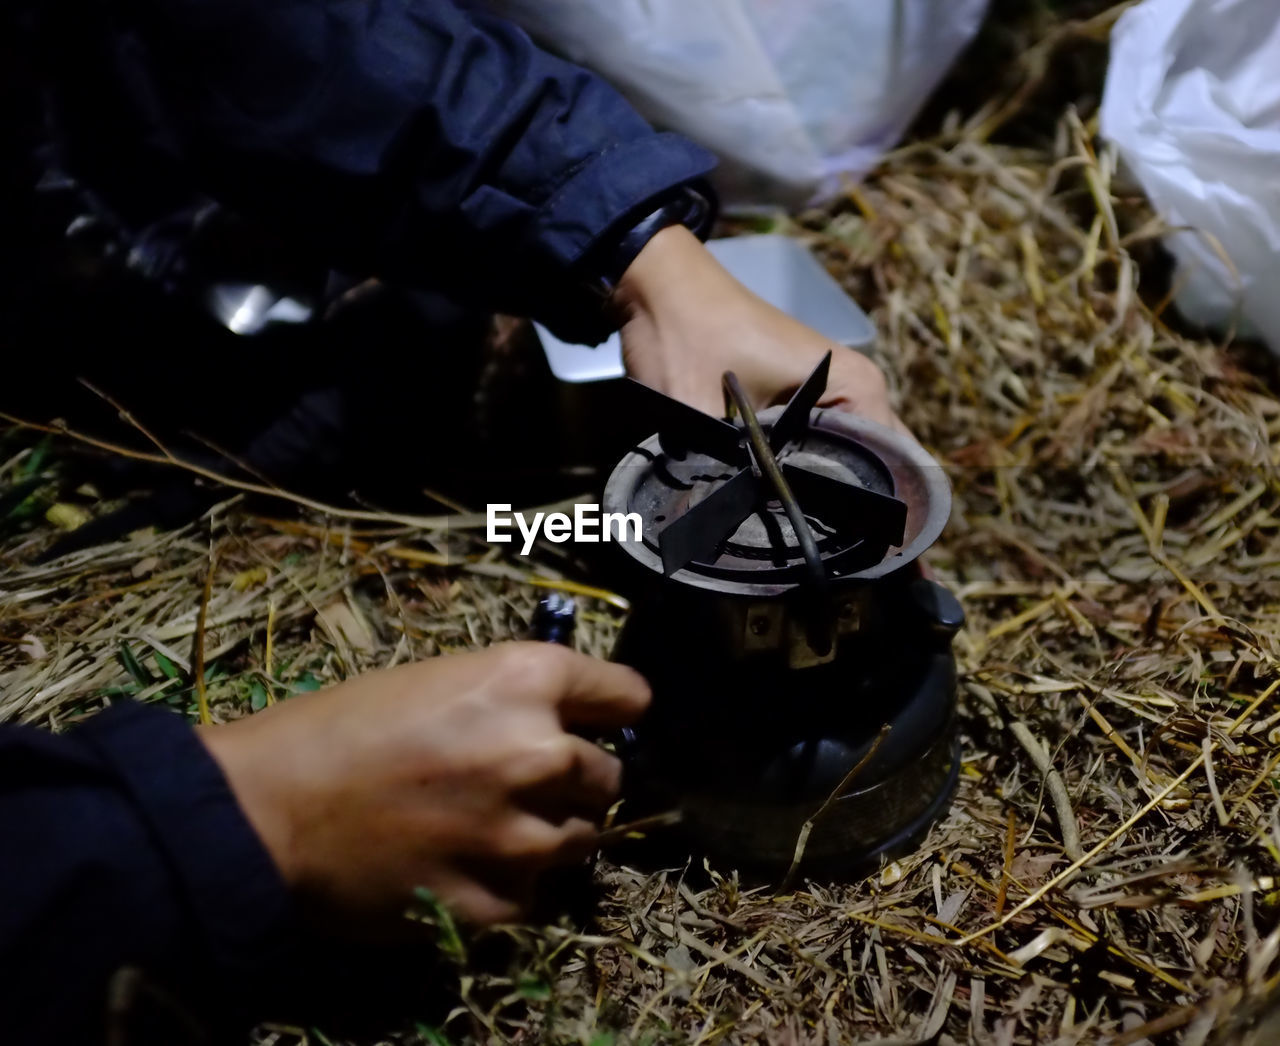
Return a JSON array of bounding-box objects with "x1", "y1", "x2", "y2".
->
[
  {"x1": 907, "y1": 578, "x2": 965, "y2": 641},
  {"x1": 530, "y1": 592, "x2": 577, "y2": 646}
]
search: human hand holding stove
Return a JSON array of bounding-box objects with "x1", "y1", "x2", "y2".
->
[
  {"x1": 615, "y1": 226, "x2": 907, "y2": 435},
  {"x1": 197, "y1": 643, "x2": 649, "y2": 930}
]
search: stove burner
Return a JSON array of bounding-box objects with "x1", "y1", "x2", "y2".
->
[
  {"x1": 602, "y1": 352, "x2": 963, "y2": 877},
  {"x1": 607, "y1": 356, "x2": 951, "y2": 597}
]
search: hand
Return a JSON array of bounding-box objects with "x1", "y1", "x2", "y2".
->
[
  {"x1": 616, "y1": 226, "x2": 907, "y2": 434},
  {"x1": 197, "y1": 643, "x2": 650, "y2": 929}
]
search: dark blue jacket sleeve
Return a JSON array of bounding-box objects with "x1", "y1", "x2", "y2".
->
[
  {"x1": 0, "y1": 701, "x2": 293, "y2": 1043},
  {"x1": 46, "y1": 0, "x2": 717, "y2": 339}
]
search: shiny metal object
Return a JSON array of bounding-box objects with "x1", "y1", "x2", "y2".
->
[{"x1": 206, "y1": 283, "x2": 315, "y2": 336}]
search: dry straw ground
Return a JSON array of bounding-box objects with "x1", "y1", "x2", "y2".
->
[{"x1": 4, "y1": 12, "x2": 1280, "y2": 1046}]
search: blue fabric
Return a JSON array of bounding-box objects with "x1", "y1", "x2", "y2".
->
[
  {"x1": 40, "y1": 0, "x2": 718, "y2": 339},
  {"x1": 0, "y1": 701, "x2": 293, "y2": 1042}
]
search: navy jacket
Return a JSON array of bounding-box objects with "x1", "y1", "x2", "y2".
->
[
  {"x1": 0, "y1": 703, "x2": 294, "y2": 1042},
  {"x1": 38, "y1": 0, "x2": 716, "y2": 339},
  {"x1": 3, "y1": 0, "x2": 715, "y2": 1040}
]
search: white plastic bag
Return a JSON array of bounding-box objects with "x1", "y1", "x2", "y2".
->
[
  {"x1": 465, "y1": 0, "x2": 987, "y2": 207},
  {"x1": 1101, "y1": 0, "x2": 1280, "y2": 353}
]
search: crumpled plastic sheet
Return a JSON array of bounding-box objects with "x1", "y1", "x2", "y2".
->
[
  {"x1": 1101, "y1": 0, "x2": 1280, "y2": 353},
  {"x1": 466, "y1": 0, "x2": 987, "y2": 208}
]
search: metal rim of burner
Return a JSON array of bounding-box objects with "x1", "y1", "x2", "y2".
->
[
  {"x1": 605, "y1": 355, "x2": 950, "y2": 579},
  {"x1": 601, "y1": 353, "x2": 964, "y2": 876}
]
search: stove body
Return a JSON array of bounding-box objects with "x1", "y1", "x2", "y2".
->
[{"x1": 602, "y1": 365, "x2": 963, "y2": 874}]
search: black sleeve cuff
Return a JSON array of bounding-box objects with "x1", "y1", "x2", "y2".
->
[
  {"x1": 526, "y1": 141, "x2": 719, "y2": 345},
  {"x1": 531, "y1": 134, "x2": 717, "y2": 273},
  {"x1": 76, "y1": 701, "x2": 295, "y2": 984}
]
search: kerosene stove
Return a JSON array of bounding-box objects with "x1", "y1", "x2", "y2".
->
[{"x1": 602, "y1": 353, "x2": 963, "y2": 875}]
